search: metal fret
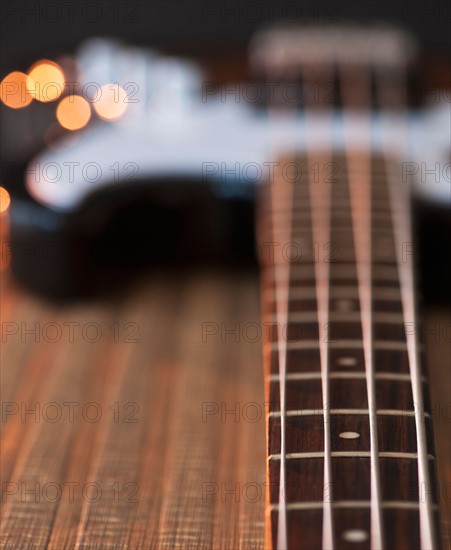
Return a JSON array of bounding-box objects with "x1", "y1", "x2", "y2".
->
[
  {"x1": 268, "y1": 264, "x2": 400, "y2": 282},
  {"x1": 268, "y1": 372, "x2": 425, "y2": 382},
  {"x1": 268, "y1": 409, "x2": 432, "y2": 419},
  {"x1": 264, "y1": 312, "x2": 404, "y2": 323},
  {"x1": 270, "y1": 501, "x2": 440, "y2": 512},
  {"x1": 268, "y1": 451, "x2": 436, "y2": 461},
  {"x1": 270, "y1": 340, "x2": 419, "y2": 351},
  {"x1": 264, "y1": 286, "x2": 402, "y2": 301}
]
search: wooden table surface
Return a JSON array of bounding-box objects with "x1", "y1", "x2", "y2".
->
[
  {"x1": 0, "y1": 258, "x2": 267, "y2": 549},
  {"x1": 0, "y1": 221, "x2": 449, "y2": 549}
]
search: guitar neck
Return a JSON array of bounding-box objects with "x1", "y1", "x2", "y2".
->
[{"x1": 258, "y1": 152, "x2": 441, "y2": 549}]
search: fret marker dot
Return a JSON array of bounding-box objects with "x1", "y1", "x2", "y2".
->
[
  {"x1": 339, "y1": 431, "x2": 360, "y2": 440},
  {"x1": 337, "y1": 357, "x2": 357, "y2": 367},
  {"x1": 342, "y1": 529, "x2": 368, "y2": 543}
]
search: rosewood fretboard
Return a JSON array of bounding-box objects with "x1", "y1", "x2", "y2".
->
[{"x1": 258, "y1": 154, "x2": 441, "y2": 549}]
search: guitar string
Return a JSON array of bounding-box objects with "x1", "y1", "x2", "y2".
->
[
  {"x1": 340, "y1": 59, "x2": 384, "y2": 549},
  {"x1": 374, "y1": 63, "x2": 437, "y2": 550},
  {"x1": 271, "y1": 155, "x2": 291, "y2": 550},
  {"x1": 301, "y1": 62, "x2": 335, "y2": 550},
  {"x1": 266, "y1": 65, "x2": 298, "y2": 550}
]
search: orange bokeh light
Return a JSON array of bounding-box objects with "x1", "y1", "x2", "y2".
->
[
  {"x1": 0, "y1": 71, "x2": 33, "y2": 109},
  {"x1": 56, "y1": 95, "x2": 91, "y2": 131},
  {"x1": 93, "y1": 84, "x2": 128, "y2": 121},
  {"x1": 26, "y1": 60, "x2": 65, "y2": 103},
  {"x1": 0, "y1": 187, "x2": 11, "y2": 214}
]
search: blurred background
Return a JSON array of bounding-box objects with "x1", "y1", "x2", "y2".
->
[
  {"x1": 1, "y1": 0, "x2": 450, "y2": 299},
  {"x1": 1, "y1": 0, "x2": 451, "y2": 62}
]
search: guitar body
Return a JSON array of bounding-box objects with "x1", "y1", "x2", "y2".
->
[{"x1": 7, "y1": 106, "x2": 449, "y2": 301}]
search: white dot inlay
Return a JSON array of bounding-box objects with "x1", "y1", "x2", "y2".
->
[
  {"x1": 337, "y1": 357, "x2": 357, "y2": 367},
  {"x1": 342, "y1": 529, "x2": 369, "y2": 543},
  {"x1": 339, "y1": 431, "x2": 361, "y2": 440}
]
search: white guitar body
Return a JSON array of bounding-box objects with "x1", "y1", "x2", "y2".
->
[
  {"x1": 26, "y1": 40, "x2": 450, "y2": 211},
  {"x1": 8, "y1": 38, "x2": 450, "y2": 301}
]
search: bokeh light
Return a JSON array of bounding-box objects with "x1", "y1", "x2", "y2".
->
[
  {"x1": 26, "y1": 60, "x2": 65, "y2": 103},
  {"x1": 0, "y1": 71, "x2": 33, "y2": 109},
  {"x1": 0, "y1": 187, "x2": 11, "y2": 214},
  {"x1": 93, "y1": 84, "x2": 128, "y2": 120},
  {"x1": 56, "y1": 95, "x2": 91, "y2": 131}
]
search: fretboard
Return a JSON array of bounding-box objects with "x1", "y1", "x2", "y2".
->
[{"x1": 258, "y1": 154, "x2": 441, "y2": 549}]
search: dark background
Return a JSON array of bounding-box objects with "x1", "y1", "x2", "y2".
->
[{"x1": 1, "y1": 0, "x2": 450, "y2": 74}]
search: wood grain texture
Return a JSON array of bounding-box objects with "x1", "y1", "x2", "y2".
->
[{"x1": 0, "y1": 262, "x2": 265, "y2": 549}]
